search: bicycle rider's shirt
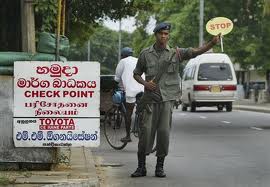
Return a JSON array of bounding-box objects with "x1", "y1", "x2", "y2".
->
[
  {"x1": 133, "y1": 44, "x2": 195, "y2": 103},
  {"x1": 115, "y1": 56, "x2": 144, "y2": 103}
]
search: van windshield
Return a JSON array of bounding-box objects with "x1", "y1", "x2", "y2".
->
[{"x1": 197, "y1": 63, "x2": 233, "y2": 81}]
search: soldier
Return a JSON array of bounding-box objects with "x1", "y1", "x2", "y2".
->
[{"x1": 131, "y1": 22, "x2": 220, "y2": 178}]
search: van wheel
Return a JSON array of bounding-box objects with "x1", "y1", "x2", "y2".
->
[
  {"x1": 182, "y1": 104, "x2": 187, "y2": 111},
  {"x1": 217, "y1": 105, "x2": 223, "y2": 111},
  {"x1": 226, "y1": 102, "x2": 232, "y2": 112},
  {"x1": 190, "y1": 102, "x2": 196, "y2": 112}
]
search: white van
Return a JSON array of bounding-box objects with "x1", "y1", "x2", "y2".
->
[{"x1": 181, "y1": 53, "x2": 237, "y2": 112}]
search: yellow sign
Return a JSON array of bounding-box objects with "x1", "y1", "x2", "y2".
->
[{"x1": 206, "y1": 17, "x2": 233, "y2": 36}]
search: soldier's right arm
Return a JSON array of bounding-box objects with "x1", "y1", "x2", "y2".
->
[
  {"x1": 133, "y1": 50, "x2": 156, "y2": 91},
  {"x1": 179, "y1": 33, "x2": 221, "y2": 61}
]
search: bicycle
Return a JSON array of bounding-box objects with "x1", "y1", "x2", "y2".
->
[
  {"x1": 103, "y1": 90, "x2": 127, "y2": 150},
  {"x1": 103, "y1": 90, "x2": 156, "y2": 152}
]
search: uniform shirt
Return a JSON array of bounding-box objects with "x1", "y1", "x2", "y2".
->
[
  {"x1": 115, "y1": 56, "x2": 144, "y2": 103},
  {"x1": 133, "y1": 44, "x2": 194, "y2": 102}
]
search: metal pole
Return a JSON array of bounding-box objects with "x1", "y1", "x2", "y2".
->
[
  {"x1": 118, "y1": 19, "x2": 122, "y2": 62},
  {"x1": 220, "y1": 35, "x2": 224, "y2": 52},
  {"x1": 199, "y1": 0, "x2": 204, "y2": 47},
  {"x1": 55, "y1": 0, "x2": 62, "y2": 61},
  {"x1": 87, "y1": 40, "x2": 90, "y2": 61}
]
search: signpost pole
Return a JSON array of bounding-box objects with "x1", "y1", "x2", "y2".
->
[{"x1": 220, "y1": 35, "x2": 224, "y2": 52}]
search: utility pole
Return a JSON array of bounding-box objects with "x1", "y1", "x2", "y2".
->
[
  {"x1": 199, "y1": 0, "x2": 204, "y2": 47},
  {"x1": 118, "y1": 19, "x2": 122, "y2": 62},
  {"x1": 87, "y1": 40, "x2": 91, "y2": 61}
]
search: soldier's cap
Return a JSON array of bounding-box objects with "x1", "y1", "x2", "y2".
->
[{"x1": 153, "y1": 22, "x2": 171, "y2": 33}]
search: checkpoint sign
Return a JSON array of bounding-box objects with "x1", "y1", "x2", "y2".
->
[
  {"x1": 13, "y1": 61, "x2": 100, "y2": 148},
  {"x1": 206, "y1": 17, "x2": 233, "y2": 36}
]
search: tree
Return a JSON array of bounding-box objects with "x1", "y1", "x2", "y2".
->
[
  {"x1": 34, "y1": 0, "x2": 152, "y2": 44},
  {"x1": 68, "y1": 26, "x2": 133, "y2": 74},
  {"x1": 132, "y1": 0, "x2": 270, "y2": 72}
]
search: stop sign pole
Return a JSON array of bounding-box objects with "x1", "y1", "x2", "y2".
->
[{"x1": 220, "y1": 35, "x2": 224, "y2": 52}]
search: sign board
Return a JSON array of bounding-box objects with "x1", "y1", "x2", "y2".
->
[
  {"x1": 13, "y1": 61, "x2": 100, "y2": 147},
  {"x1": 206, "y1": 17, "x2": 233, "y2": 36}
]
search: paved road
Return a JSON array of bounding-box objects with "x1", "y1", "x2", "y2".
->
[{"x1": 93, "y1": 107, "x2": 270, "y2": 187}]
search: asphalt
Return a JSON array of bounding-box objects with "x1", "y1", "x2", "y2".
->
[{"x1": 0, "y1": 99, "x2": 269, "y2": 187}]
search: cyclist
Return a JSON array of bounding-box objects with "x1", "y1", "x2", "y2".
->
[{"x1": 114, "y1": 47, "x2": 144, "y2": 143}]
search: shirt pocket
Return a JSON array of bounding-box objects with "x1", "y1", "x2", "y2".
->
[
  {"x1": 146, "y1": 62, "x2": 156, "y2": 76},
  {"x1": 167, "y1": 60, "x2": 177, "y2": 73},
  {"x1": 165, "y1": 79, "x2": 179, "y2": 86}
]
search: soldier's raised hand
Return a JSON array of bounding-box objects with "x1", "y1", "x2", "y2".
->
[{"x1": 212, "y1": 33, "x2": 221, "y2": 45}]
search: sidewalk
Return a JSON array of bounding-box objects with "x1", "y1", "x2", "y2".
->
[
  {"x1": 0, "y1": 147, "x2": 99, "y2": 187},
  {"x1": 233, "y1": 99, "x2": 270, "y2": 113}
]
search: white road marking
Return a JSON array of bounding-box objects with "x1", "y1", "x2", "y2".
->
[
  {"x1": 180, "y1": 113, "x2": 187, "y2": 116},
  {"x1": 221, "y1": 121, "x2": 231, "y2": 124},
  {"x1": 199, "y1": 116, "x2": 207, "y2": 119},
  {"x1": 250, "y1": 127, "x2": 263, "y2": 131}
]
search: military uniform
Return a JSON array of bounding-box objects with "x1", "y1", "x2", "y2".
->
[{"x1": 134, "y1": 44, "x2": 195, "y2": 157}]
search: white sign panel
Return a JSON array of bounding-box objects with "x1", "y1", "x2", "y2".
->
[
  {"x1": 14, "y1": 61, "x2": 99, "y2": 117},
  {"x1": 13, "y1": 61, "x2": 100, "y2": 147},
  {"x1": 14, "y1": 118, "x2": 99, "y2": 147}
]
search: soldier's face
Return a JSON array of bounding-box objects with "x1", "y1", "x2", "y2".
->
[{"x1": 155, "y1": 30, "x2": 169, "y2": 45}]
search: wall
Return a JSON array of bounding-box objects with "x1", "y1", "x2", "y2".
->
[
  {"x1": 0, "y1": 75, "x2": 55, "y2": 165},
  {"x1": 250, "y1": 70, "x2": 266, "y2": 83}
]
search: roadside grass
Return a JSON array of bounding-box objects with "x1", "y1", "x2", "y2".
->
[{"x1": 0, "y1": 174, "x2": 16, "y2": 185}]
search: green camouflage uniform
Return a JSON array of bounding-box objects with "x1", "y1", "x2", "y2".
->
[{"x1": 134, "y1": 44, "x2": 194, "y2": 157}]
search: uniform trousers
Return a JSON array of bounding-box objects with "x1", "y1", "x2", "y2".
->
[{"x1": 138, "y1": 101, "x2": 174, "y2": 157}]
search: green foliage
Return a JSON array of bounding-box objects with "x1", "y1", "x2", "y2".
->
[
  {"x1": 69, "y1": 0, "x2": 137, "y2": 23},
  {"x1": 33, "y1": 0, "x2": 153, "y2": 71},
  {"x1": 168, "y1": 0, "x2": 200, "y2": 47},
  {"x1": 256, "y1": 15, "x2": 270, "y2": 70},
  {"x1": 132, "y1": 28, "x2": 155, "y2": 56},
  {"x1": 0, "y1": 174, "x2": 16, "y2": 185},
  {"x1": 132, "y1": 0, "x2": 270, "y2": 73},
  {"x1": 34, "y1": 0, "x2": 152, "y2": 43},
  {"x1": 33, "y1": 0, "x2": 270, "y2": 73},
  {"x1": 68, "y1": 26, "x2": 133, "y2": 75},
  {"x1": 34, "y1": 0, "x2": 58, "y2": 32},
  {"x1": 68, "y1": 22, "x2": 96, "y2": 46}
]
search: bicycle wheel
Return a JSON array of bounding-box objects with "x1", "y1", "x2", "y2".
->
[
  {"x1": 131, "y1": 112, "x2": 140, "y2": 138},
  {"x1": 103, "y1": 105, "x2": 128, "y2": 150}
]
